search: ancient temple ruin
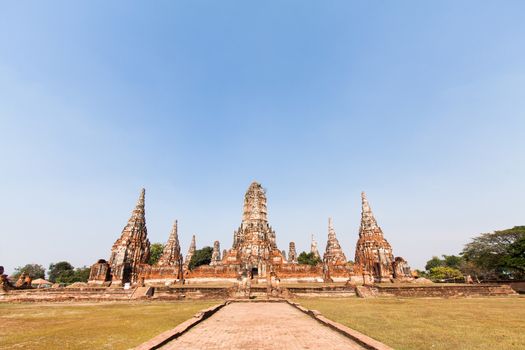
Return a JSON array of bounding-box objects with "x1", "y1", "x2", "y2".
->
[
  {"x1": 210, "y1": 241, "x2": 221, "y2": 266},
  {"x1": 220, "y1": 182, "x2": 285, "y2": 278},
  {"x1": 310, "y1": 235, "x2": 320, "y2": 259},
  {"x1": 354, "y1": 192, "x2": 411, "y2": 282},
  {"x1": 88, "y1": 183, "x2": 411, "y2": 286},
  {"x1": 184, "y1": 235, "x2": 196, "y2": 269},
  {"x1": 89, "y1": 189, "x2": 151, "y2": 286},
  {"x1": 157, "y1": 220, "x2": 181, "y2": 267},
  {"x1": 288, "y1": 242, "x2": 297, "y2": 264}
]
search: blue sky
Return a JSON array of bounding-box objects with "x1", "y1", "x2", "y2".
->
[{"x1": 1, "y1": 1, "x2": 524, "y2": 274}]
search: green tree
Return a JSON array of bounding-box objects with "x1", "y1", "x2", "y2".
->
[
  {"x1": 12, "y1": 264, "x2": 45, "y2": 279},
  {"x1": 428, "y1": 266, "x2": 463, "y2": 282},
  {"x1": 442, "y1": 255, "x2": 463, "y2": 269},
  {"x1": 461, "y1": 226, "x2": 525, "y2": 279},
  {"x1": 425, "y1": 256, "x2": 444, "y2": 271},
  {"x1": 48, "y1": 261, "x2": 74, "y2": 283},
  {"x1": 149, "y1": 243, "x2": 165, "y2": 265},
  {"x1": 189, "y1": 247, "x2": 213, "y2": 270},
  {"x1": 297, "y1": 252, "x2": 321, "y2": 266},
  {"x1": 502, "y1": 235, "x2": 525, "y2": 275},
  {"x1": 71, "y1": 267, "x2": 90, "y2": 283}
]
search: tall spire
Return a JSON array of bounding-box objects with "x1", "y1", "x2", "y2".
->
[
  {"x1": 311, "y1": 234, "x2": 320, "y2": 259},
  {"x1": 328, "y1": 217, "x2": 336, "y2": 239},
  {"x1": 157, "y1": 220, "x2": 181, "y2": 266},
  {"x1": 108, "y1": 188, "x2": 150, "y2": 284},
  {"x1": 323, "y1": 217, "x2": 347, "y2": 264},
  {"x1": 242, "y1": 182, "x2": 268, "y2": 225},
  {"x1": 354, "y1": 192, "x2": 396, "y2": 281},
  {"x1": 359, "y1": 192, "x2": 380, "y2": 235},
  {"x1": 210, "y1": 240, "x2": 221, "y2": 266},
  {"x1": 184, "y1": 234, "x2": 196, "y2": 268},
  {"x1": 288, "y1": 242, "x2": 297, "y2": 263}
]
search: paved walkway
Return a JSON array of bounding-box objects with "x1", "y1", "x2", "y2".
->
[{"x1": 162, "y1": 302, "x2": 366, "y2": 350}]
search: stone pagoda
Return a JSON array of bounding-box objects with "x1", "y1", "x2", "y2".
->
[
  {"x1": 210, "y1": 240, "x2": 221, "y2": 266},
  {"x1": 157, "y1": 220, "x2": 182, "y2": 266},
  {"x1": 354, "y1": 192, "x2": 410, "y2": 282},
  {"x1": 184, "y1": 235, "x2": 196, "y2": 268},
  {"x1": 89, "y1": 188, "x2": 151, "y2": 286},
  {"x1": 310, "y1": 234, "x2": 320, "y2": 259},
  {"x1": 288, "y1": 242, "x2": 297, "y2": 263},
  {"x1": 223, "y1": 181, "x2": 285, "y2": 277},
  {"x1": 323, "y1": 217, "x2": 347, "y2": 265}
]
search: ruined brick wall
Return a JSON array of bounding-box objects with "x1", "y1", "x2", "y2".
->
[{"x1": 184, "y1": 265, "x2": 239, "y2": 279}]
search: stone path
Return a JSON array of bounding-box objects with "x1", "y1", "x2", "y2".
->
[{"x1": 162, "y1": 302, "x2": 366, "y2": 350}]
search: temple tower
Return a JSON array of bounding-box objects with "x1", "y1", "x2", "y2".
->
[
  {"x1": 288, "y1": 242, "x2": 297, "y2": 263},
  {"x1": 210, "y1": 240, "x2": 221, "y2": 266},
  {"x1": 323, "y1": 217, "x2": 347, "y2": 265},
  {"x1": 354, "y1": 192, "x2": 395, "y2": 281},
  {"x1": 107, "y1": 188, "x2": 151, "y2": 285},
  {"x1": 227, "y1": 181, "x2": 284, "y2": 277},
  {"x1": 157, "y1": 220, "x2": 182, "y2": 266},
  {"x1": 310, "y1": 234, "x2": 320, "y2": 259},
  {"x1": 184, "y1": 235, "x2": 196, "y2": 268}
]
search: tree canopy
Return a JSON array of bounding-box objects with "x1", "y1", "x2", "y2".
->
[
  {"x1": 48, "y1": 261, "x2": 74, "y2": 282},
  {"x1": 461, "y1": 226, "x2": 525, "y2": 279},
  {"x1": 424, "y1": 255, "x2": 463, "y2": 272},
  {"x1": 188, "y1": 246, "x2": 213, "y2": 270},
  {"x1": 48, "y1": 261, "x2": 90, "y2": 284},
  {"x1": 149, "y1": 243, "x2": 165, "y2": 265},
  {"x1": 428, "y1": 266, "x2": 463, "y2": 281},
  {"x1": 297, "y1": 252, "x2": 321, "y2": 266},
  {"x1": 12, "y1": 264, "x2": 45, "y2": 280}
]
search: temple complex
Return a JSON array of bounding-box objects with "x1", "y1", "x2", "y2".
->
[{"x1": 88, "y1": 182, "x2": 411, "y2": 286}]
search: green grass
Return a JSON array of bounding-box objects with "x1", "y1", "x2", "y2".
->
[
  {"x1": 0, "y1": 300, "x2": 220, "y2": 350},
  {"x1": 297, "y1": 297, "x2": 525, "y2": 350}
]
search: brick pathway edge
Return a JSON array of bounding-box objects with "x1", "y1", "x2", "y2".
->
[
  {"x1": 286, "y1": 300, "x2": 394, "y2": 350},
  {"x1": 134, "y1": 301, "x2": 229, "y2": 350}
]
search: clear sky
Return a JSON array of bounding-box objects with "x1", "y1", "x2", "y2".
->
[{"x1": 1, "y1": 1, "x2": 524, "y2": 274}]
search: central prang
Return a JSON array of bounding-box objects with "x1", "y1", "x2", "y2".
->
[{"x1": 224, "y1": 182, "x2": 284, "y2": 278}]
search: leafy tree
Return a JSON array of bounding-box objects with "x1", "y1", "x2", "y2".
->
[
  {"x1": 502, "y1": 235, "x2": 525, "y2": 275},
  {"x1": 48, "y1": 262, "x2": 91, "y2": 284},
  {"x1": 425, "y1": 256, "x2": 444, "y2": 271},
  {"x1": 461, "y1": 226, "x2": 525, "y2": 279},
  {"x1": 425, "y1": 255, "x2": 464, "y2": 273},
  {"x1": 48, "y1": 261, "x2": 74, "y2": 283},
  {"x1": 442, "y1": 255, "x2": 463, "y2": 269},
  {"x1": 149, "y1": 243, "x2": 165, "y2": 265},
  {"x1": 297, "y1": 252, "x2": 321, "y2": 266},
  {"x1": 12, "y1": 264, "x2": 45, "y2": 280},
  {"x1": 71, "y1": 267, "x2": 90, "y2": 283},
  {"x1": 428, "y1": 266, "x2": 463, "y2": 282},
  {"x1": 189, "y1": 246, "x2": 213, "y2": 270}
]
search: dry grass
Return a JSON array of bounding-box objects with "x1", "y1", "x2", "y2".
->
[
  {"x1": 0, "y1": 300, "x2": 220, "y2": 350},
  {"x1": 297, "y1": 297, "x2": 525, "y2": 350}
]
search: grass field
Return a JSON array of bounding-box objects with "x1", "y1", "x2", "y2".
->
[
  {"x1": 0, "y1": 300, "x2": 220, "y2": 350},
  {"x1": 297, "y1": 297, "x2": 525, "y2": 350}
]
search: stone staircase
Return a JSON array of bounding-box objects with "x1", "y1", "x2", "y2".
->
[
  {"x1": 355, "y1": 285, "x2": 378, "y2": 298},
  {"x1": 130, "y1": 286, "x2": 154, "y2": 299}
]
